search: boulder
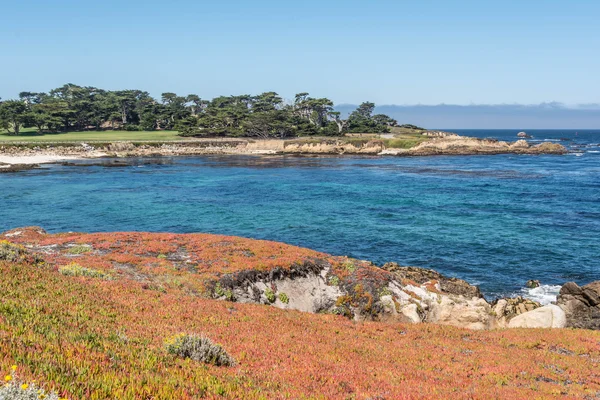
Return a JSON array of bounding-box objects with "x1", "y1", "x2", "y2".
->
[
  {"x1": 492, "y1": 296, "x2": 542, "y2": 327},
  {"x1": 427, "y1": 295, "x2": 494, "y2": 330},
  {"x1": 508, "y1": 304, "x2": 566, "y2": 328},
  {"x1": 526, "y1": 280, "x2": 540, "y2": 289},
  {"x1": 557, "y1": 281, "x2": 600, "y2": 330}
]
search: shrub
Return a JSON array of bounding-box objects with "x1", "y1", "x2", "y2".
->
[
  {"x1": 214, "y1": 283, "x2": 234, "y2": 301},
  {"x1": 279, "y1": 292, "x2": 289, "y2": 304},
  {"x1": 66, "y1": 245, "x2": 91, "y2": 255},
  {"x1": 59, "y1": 262, "x2": 112, "y2": 280},
  {"x1": 379, "y1": 287, "x2": 393, "y2": 298},
  {"x1": 0, "y1": 241, "x2": 44, "y2": 266},
  {"x1": 328, "y1": 276, "x2": 340, "y2": 286},
  {"x1": 165, "y1": 334, "x2": 235, "y2": 367},
  {"x1": 0, "y1": 366, "x2": 61, "y2": 400},
  {"x1": 264, "y1": 288, "x2": 276, "y2": 303}
]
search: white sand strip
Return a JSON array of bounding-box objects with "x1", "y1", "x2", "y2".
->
[{"x1": 0, "y1": 154, "x2": 82, "y2": 165}]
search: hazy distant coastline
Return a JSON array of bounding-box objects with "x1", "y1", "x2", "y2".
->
[{"x1": 336, "y1": 103, "x2": 600, "y2": 129}]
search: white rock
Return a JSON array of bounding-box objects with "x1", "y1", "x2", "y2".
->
[
  {"x1": 427, "y1": 295, "x2": 494, "y2": 330},
  {"x1": 508, "y1": 304, "x2": 566, "y2": 328},
  {"x1": 400, "y1": 303, "x2": 422, "y2": 324}
]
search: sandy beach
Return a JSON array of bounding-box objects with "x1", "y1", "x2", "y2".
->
[{"x1": 0, "y1": 154, "x2": 82, "y2": 166}]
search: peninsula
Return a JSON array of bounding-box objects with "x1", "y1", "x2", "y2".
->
[{"x1": 0, "y1": 84, "x2": 567, "y2": 169}]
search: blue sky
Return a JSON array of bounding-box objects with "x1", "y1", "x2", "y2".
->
[{"x1": 1, "y1": 0, "x2": 599, "y2": 107}]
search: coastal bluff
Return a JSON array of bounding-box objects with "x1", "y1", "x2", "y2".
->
[
  {"x1": 2, "y1": 227, "x2": 595, "y2": 331},
  {"x1": 2, "y1": 227, "x2": 600, "y2": 399}
]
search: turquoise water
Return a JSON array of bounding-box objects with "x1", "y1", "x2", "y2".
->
[{"x1": 1, "y1": 129, "x2": 599, "y2": 299}]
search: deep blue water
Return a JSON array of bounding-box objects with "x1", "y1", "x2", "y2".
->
[{"x1": 1, "y1": 129, "x2": 599, "y2": 299}]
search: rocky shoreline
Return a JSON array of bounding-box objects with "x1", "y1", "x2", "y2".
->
[
  {"x1": 3, "y1": 227, "x2": 596, "y2": 331},
  {"x1": 0, "y1": 133, "x2": 567, "y2": 168}
]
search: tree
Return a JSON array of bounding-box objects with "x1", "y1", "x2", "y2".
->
[
  {"x1": 243, "y1": 110, "x2": 295, "y2": 138},
  {"x1": 346, "y1": 102, "x2": 395, "y2": 134},
  {"x1": 0, "y1": 100, "x2": 28, "y2": 135}
]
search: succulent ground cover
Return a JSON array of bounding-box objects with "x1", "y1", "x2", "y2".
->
[{"x1": 1, "y1": 227, "x2": 599, "y2": 399}]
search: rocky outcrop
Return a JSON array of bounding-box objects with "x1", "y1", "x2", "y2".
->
[
  {"x1": 557, "y1": 281, "x2": 600, "y2": 329},
  {"x1": 381, "y1": 263, "x2": 482, "y2": 298},
  {"x1": 214, "y1": 261, "x2": 497, "y2": 329},
  {"x1": 384, "y1": 136, "x2": 567, "y2": 156}
]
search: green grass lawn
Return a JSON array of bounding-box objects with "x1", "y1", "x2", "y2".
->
[{"x1": 0, "y1": 128, "x2": 183, "y2": 142}]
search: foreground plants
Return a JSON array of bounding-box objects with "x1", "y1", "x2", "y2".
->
[
  {"x1": 0, "y1": 366, "x2": 62, "y2": 400},
  {"x1": 165, "y1": 334, "x2": 235, "y2": 367}
]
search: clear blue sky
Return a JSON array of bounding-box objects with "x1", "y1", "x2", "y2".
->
[{"x1": 1, "y1": 0, "x2": 599, "y2": 106}]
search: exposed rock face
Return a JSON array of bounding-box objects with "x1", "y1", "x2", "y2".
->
[
  {"x1": 557, "y1": 281, "x2": 600, "y2": 330},
  {"x1": 492, "y1": 297, "x2": 542, "y2": 327},
  {"x1": 382, "y1": 263, "x2": 482, "y2": 298},
  {"x1": 507, "y1": 305, "x2": 567, "y2": 329},
  {"x1": 425, "y1": 293, "x2": 494, "y2": 330}
]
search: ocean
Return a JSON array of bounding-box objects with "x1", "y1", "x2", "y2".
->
[{"x1": 1, "y1": 129, "x2": 598, "y2": 301}]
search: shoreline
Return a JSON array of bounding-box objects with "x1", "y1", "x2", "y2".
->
[
  {"x1": 3, "y1": 227, "x2": 598, "y2": 330},
  {"x1": 0, "y1": 134, "x2": 568, "y2": 166}
]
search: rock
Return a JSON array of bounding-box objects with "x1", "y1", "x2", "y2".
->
[
  {"x1": 557, "y1": 281, "x2": 600, "y2": 330},
  {"x1": 400, "y1": 303, "x2": 422, "y2": 324},
  {"x1": 427, "y1": 295, "x2": 494, "y2": 330},
  {"x1": 526, "y1": 280, "x2": 540, "y2": 289},
  {"x1": 491, "y1": 296, "x2": 542, "y2": 327},
  {"x1": 508, "y1": 305, "x2": 566, "y2": 328},
  {"x1": 382, "y1": 263, "x2": 482, "y2": 298},
  {"x1": 532, "y1": 142, "x2": 567, "y2": 154},
  {"x1": 510, "y1": 139, "x2": 530, "y2": 149}
]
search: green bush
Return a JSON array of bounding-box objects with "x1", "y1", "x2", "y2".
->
[
  {"x1": 264, "y1": 288, "x2": 276, "y2": 303},
  {"x1": 165, "y1": 334, "x2": 235, "y2": 367},
  {"x1": 214, "y1": 283, "x2": 234, "y2": 301},
  {"x1": 279, "y1": 292, "x2": 289, "y2": 304},
  {"x1": 58, "y1": 262, "x2": 112, "y2": 280},
  {"x1": 66, "y1": 245, "x2": 91, "y2": 255}
]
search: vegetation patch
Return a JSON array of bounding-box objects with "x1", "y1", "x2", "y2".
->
[
  {"x1": 164, "y1": 334, "x2": 235, "y2": 367},
  {"x1": 214, "y1": 283, "x2": 234, "y2": 301},
  {"x1": 264, "y1": 287, "x2": 276, "y2": 303},
  {"x1": 58, "y1": 262, "x2": 112, "y2": 280},
  {"x1": 65, "y1": 245, "x2": 92, "y2": 255},
  {"x1": 0, "y1": 366, "x2": 61, "y2": 400},
  {"x1": 278, "y1": 292, "x2": 289, "y2": 304},
  {"x1": 0, "y1": 241, "x2": 44, "y2": 266}
]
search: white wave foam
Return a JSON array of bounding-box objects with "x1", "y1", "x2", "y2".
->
[{"x1": 519, "y1": 284, "x2": 562, "y2": 305}]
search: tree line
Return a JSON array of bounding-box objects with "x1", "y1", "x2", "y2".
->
[{"x1": 0, "y1": 84, "x2": 401, "y2": 138}]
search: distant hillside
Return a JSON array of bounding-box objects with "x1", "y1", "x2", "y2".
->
[{"x1": 335, "y1": 103, "x2": 600, "y2": 129}]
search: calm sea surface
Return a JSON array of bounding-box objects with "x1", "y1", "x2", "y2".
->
[{"x1": 1, "y1": 129, "x2": 599, "y2": 299}]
